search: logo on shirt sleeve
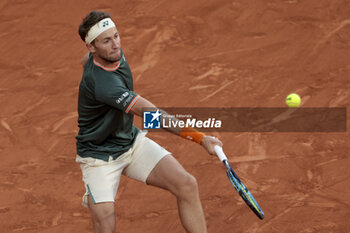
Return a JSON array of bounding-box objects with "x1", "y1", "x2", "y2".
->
[{"x1": 116, "y1": 92, "x2": 129, "y2": 104}]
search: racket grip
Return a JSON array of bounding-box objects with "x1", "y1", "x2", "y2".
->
[{"x1": 214, "y1": 145, "x2": 227, "y2": 162}]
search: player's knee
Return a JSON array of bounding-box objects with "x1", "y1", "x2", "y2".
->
[
  {"x1": 178, "y1": 173, "x2": 199, "y2": 197},
  {"x1": 91, "y1": 206, "x2": 116, "y2": 225}
]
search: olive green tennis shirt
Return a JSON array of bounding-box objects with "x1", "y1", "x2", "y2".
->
[{"x1": 76, "y1": 50, "x2": 140, "y2": 161}]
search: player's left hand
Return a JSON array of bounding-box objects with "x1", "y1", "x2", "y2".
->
[{"x1": 201, "y1": 135, "x2": 223, "y2": 155}]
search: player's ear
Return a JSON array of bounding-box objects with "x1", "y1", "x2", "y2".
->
[{"x1": 86, "y1": 43, "x2": 96, "y2": 53}]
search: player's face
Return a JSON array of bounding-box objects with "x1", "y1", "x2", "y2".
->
[{"x1": 92, "y1": 27, "x2": 121, "y2": 63}]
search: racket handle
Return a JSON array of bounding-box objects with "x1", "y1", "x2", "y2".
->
[{"x1": 214, "y1": 145, "x2": 228, "y2": 162}]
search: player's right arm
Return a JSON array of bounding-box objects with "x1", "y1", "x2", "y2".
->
[
  {"x1": 128, "y1": 96, "x2": 181, "y2": 135},
  {"x1": 129, "y1": 96, "x2": 223, "y2": 155},
  {"x1": 93, "y1": 75, "x2": 222, "y2": 155}
]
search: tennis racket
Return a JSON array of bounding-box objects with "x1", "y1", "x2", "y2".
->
[{"x1": 214, "y1": 145, "x2": 265, "y2": 220}]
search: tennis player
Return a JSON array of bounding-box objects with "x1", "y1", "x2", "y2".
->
[{"x1": 76, "y1": 10, "x2": 222, "y2": 233}]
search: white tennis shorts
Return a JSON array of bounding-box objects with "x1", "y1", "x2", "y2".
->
[{"x1": 76, "y1": 131, "x2": 170, "y2": 208}]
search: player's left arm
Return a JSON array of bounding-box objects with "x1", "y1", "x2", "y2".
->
[
  {"x1": 80, "y1": 52, "x2": 90, "y2": 68},
  {"x1": 129, "y1": 96, "x2": 222, "y2": 155}
]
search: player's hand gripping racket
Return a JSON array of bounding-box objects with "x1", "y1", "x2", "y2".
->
[{"x1": 214, "y1": 145, "x2": 265, "y2": 220}]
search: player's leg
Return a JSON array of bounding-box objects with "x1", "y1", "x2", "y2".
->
[
  {"x1": 88, "y1": 196, "x2": 115, "y2": 233},
  {"x1": 146, "y1": 155, "x2": 207, "y2": 233},
  {"x1": 123, "y1": 134, "x2": 207, "y2": 233},
  {"x1": 76, "y1": 154, "x2": 131, "y2": 233},
  {"x1": 123, "y1": 133, "x2": 207, "y2": 233}
]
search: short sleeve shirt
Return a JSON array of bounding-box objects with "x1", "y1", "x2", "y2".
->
[{"x1": 76, "y1": 50, "x2": 140, "y2": 161}]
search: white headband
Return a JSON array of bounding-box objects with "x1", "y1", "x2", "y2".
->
[{"x1": 85, "y1": 18, "x2": 116, "y2": 44}]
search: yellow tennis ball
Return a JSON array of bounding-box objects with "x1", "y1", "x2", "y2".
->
[{"x1": 286, "y1": 93, "x2": 301, "y2": 107}]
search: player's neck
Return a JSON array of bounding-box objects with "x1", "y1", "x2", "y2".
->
[{"x1": 93, "y1": 55, "x2": 120, "y2": 68}]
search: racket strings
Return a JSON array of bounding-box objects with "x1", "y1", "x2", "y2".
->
[{"x1": 226, "y1": 166, "x2": 264, "y2": 219}]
